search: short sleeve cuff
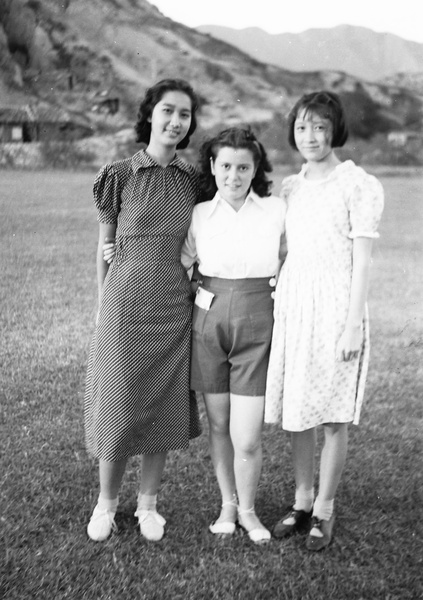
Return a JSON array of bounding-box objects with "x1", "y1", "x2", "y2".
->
[{"x1": 348, "y1": 231, "x2": 380, "y2": 239}]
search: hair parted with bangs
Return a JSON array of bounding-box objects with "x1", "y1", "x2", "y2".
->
[
  {"x1": 287, "y1": 91, "x2": 349, "y2": 150},
  {"x1": 198, "y1": 127, "x2": 273, "y2": 200},
  {"x1": 134, "y1": 79, "x2": 199, "y2": 150}
]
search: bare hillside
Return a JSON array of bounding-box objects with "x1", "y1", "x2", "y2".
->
[{"x1": 0, "y1": 0, "x2": 421, "y2": 154}]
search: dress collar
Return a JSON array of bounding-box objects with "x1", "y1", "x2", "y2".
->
[
  {"x1": 299, "y1": 159, "x2": 355, "y2": 182},
  {"x1": 130, "y1": 149, "x2": 194, "y2": 175}
]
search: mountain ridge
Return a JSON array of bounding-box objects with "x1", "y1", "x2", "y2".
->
[{"x1": 197, "y1": 23, "x2": 423, "y2": 82}]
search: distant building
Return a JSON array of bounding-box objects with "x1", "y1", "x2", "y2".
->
[
  {"x1": 388, "y1": 131, "x2": 423, "y2": 148},
  {"x1": 0, "y1": 105, "x2": 93, "y2": 143},
  {"x1": 91, "y1": 90, "x2": 120, "y2": 115}
]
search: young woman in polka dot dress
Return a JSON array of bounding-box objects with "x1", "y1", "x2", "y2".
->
[
  {"x1": 265, "y1": 91, "x2": 384, "y2": 550},
  {"x1": 85, "y1": 79, "x2": 201, "y2": 543}
]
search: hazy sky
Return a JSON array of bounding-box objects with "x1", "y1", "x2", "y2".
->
[{"x1": 151, "y1": 0, "x2": 423, "y2": 44}]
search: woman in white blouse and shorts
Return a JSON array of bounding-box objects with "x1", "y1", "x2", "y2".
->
[{"x1": 182, "y1": 128, "x2": 286, "y2": 544}]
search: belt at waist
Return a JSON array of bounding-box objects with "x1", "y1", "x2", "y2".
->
[{"x1": 198, "y1": 275, "x2": 274, "y2": 292}]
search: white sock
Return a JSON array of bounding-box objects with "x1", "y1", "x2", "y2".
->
[
  {"x1": 137, "y1": 493, "x2": 157, "y2": 511},
  {"x1": 97, "y1": 493, "x2": 119, "y2": 513},
  {"x1": 312, "y1": 496, "x2": 334, "y2": 521},
  {"x1": 311, "y1": 497, "x2": 334, "y2": 537},
  {"x1": 293, "y1": 488, "x2": 314, "y2": 513}
]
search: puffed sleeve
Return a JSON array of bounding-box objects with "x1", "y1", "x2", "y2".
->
[
  {"x1": 348, "y1": 171, "x2": 384, "y2": 239},
  {"x1": 93, "y1": 164, "x2": 121, "y2": 224}
]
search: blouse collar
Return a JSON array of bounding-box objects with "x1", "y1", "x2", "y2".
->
[{"x1": 205, "y1": 190, "x2": 266, "y2": 218}]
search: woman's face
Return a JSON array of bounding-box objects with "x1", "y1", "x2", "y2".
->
[
  {"x1": 293, "y1": 108, "x2": 333, "y2": 163},
  {"x1": 148, "y1": 90, "x2": 192, "y2": 148},
  {"x1": 211, "y1": 146, "x2": 256, "y2": 204}
]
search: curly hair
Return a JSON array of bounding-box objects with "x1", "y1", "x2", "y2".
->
[
  {"x1": 198, "y1": 127, "x2": 273, "y2": 200},
  {"x1": 287, "y1": 90, "x2": 349, "y2": 150},
  {"x1": 134, "y1": 79, "x2": 199, "y2": 150}
]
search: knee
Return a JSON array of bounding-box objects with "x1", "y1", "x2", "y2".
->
[
  {"x1": 234, "y1": 436, "x2": 262, "y2": 457},
  {"x1": 209, "y1": 419, "x2": 230, "y2": 437}
]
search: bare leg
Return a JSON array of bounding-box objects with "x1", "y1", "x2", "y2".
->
[
  {"x1": 291, "y1": 428, "x2": 317, "y2": 496},
  {"x1": 272, "y1": 429, "x2": 316, "y2": 538},
  {"x1": 230, "y1": 393, "x2": 266, "y2": 532},
  {"x1": 99, "y1": 458, "x2": 127, "y2": 500},
  {"x1": 133, "y1": 452, "x2": 168, "y2": 541},
  {"x1": 306, "y1": 423, "x2": 348, "y2": 547},
  {"x1": 88, "y1": 458, "x2": 127, "y2": 540},
  {"x1": 204, "y1": 392, "x2": 237, "y2": 524},
  {"x1": 139, "y1": 452, "x2": 167, "y2": 496},
  {"x1": 318, "y1": 423, "x2": 349, "y2": 501}
]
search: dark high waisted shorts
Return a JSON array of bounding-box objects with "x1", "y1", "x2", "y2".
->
[{"x1": 190, "y1": 276, "x2": 274, "y2": 396}]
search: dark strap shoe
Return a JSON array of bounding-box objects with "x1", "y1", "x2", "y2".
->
[
  {"x1": 305, "y1": 514, "x2": 335, "y2": 551},
  {"x1": 273, "y1": 507, "x2": 312, "y2": 539}
]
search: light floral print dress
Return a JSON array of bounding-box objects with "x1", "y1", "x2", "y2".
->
[{"x1": 265, "y1": 160, "x2": 384, "y2": 431}]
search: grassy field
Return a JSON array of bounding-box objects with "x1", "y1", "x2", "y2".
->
[{"x1": 1, "y1": 167, "x2": 422, "y2": 600}]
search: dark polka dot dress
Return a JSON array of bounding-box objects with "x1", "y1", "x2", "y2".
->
[{"x1": 85, "y1": 150, "x2": 201, "y2": 461}]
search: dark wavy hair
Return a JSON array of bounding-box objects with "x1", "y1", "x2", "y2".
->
[
  {"x1": 198, "y1": 127, "x2": 273, "y2": 200},
  {"x1": 134, "y1": 79, "x2": 199, "y2": 150},
  {"x1": 287, "y1": 90, "x2": 349, "y2": 150}
]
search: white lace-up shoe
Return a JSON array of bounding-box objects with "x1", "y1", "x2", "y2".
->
[
  {"x1": 87, "y1": 505, "x2": 117, "y2": 542},
  {"x1": 134, "y1": 509, "x2": 166, "y2": 541}
]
